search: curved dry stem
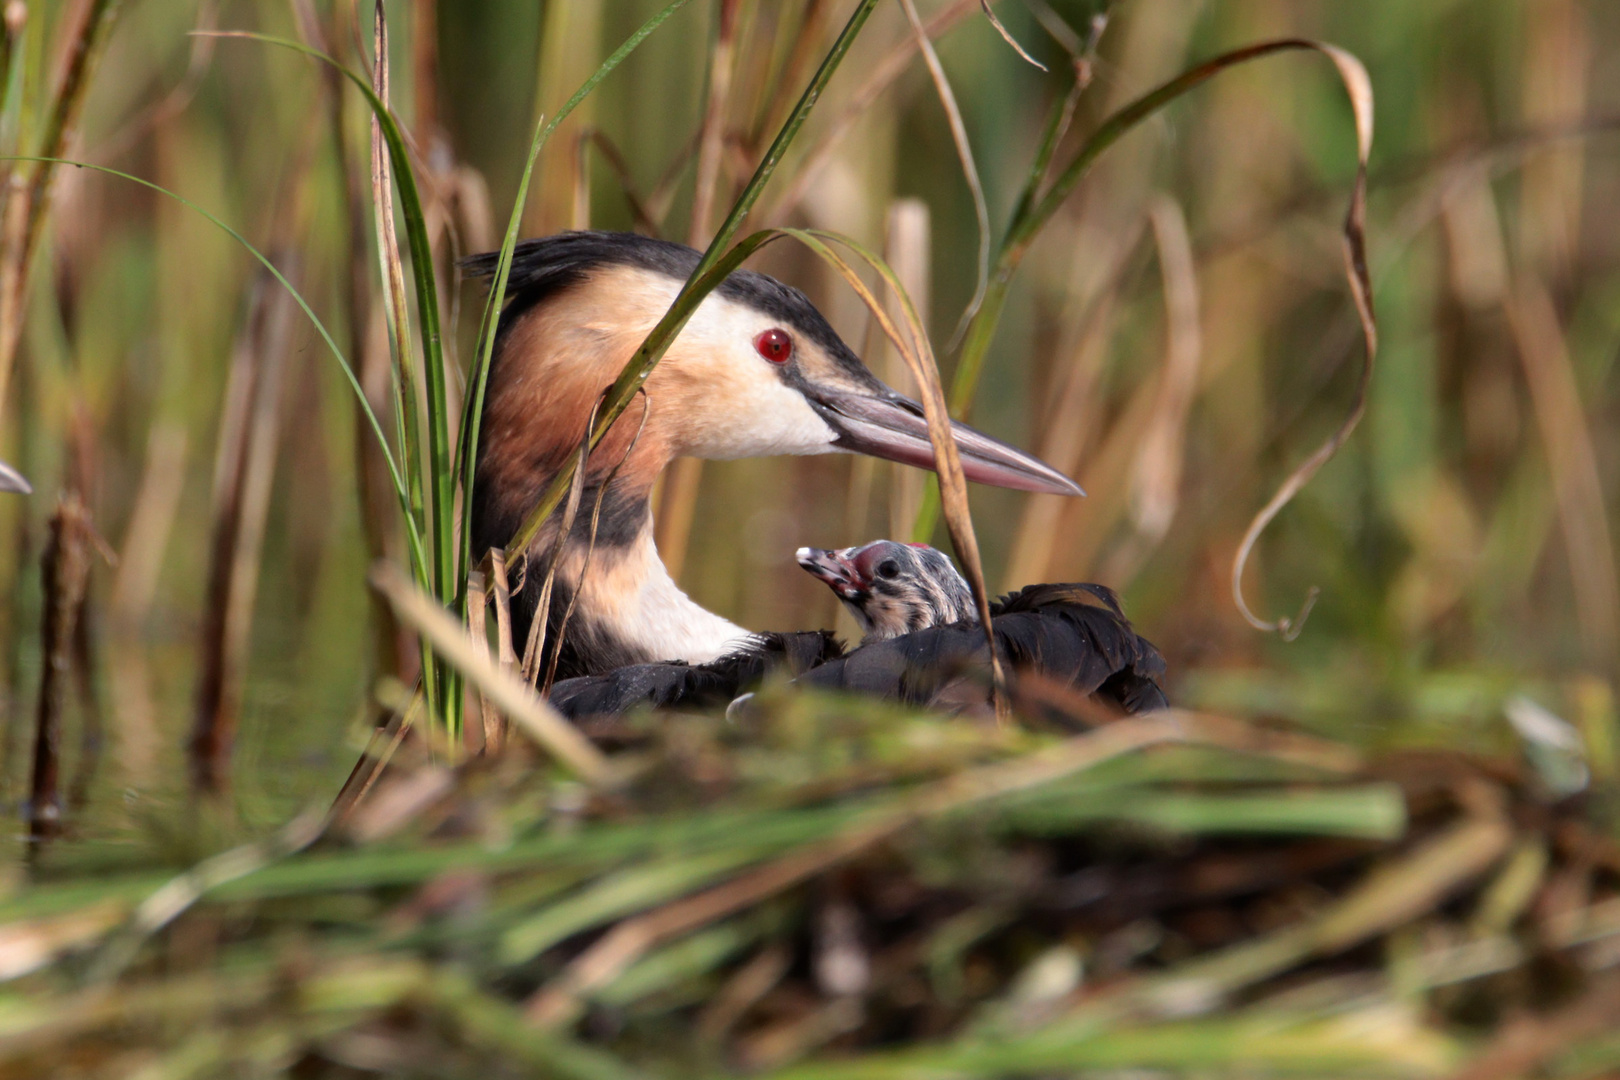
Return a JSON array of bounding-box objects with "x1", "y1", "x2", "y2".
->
[
  {"x1": 762, "y1": 0, "x2": 980, "y2": 225},
  {"x1": 542, "y1": 391, "x2": 651, "y2": 695},
  {"x1": 899, "y1": 0, "x2": 990, "y2": 346},
  {"x1": 979, "y1": 0, "x2": 1046, "y2": 71},
  {"x1": 781, "y1": 227, "x2": 1006, "y2": 714},
  {"x1": 519, "y1": 397, "x2": 596, "y2": 687},
  {"x1": 1231, "y1": 45, "x2": 1376, "y2": 638}
]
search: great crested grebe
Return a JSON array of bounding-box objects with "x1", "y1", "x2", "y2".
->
[{"x1": 467, "y1": 231, "x2": 1078, "y2": 684}]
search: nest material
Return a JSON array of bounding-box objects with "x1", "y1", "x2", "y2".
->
[{"x1": 2, "y1": 689, "x2": 1617, "y2": 1079}]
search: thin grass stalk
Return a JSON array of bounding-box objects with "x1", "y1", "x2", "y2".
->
[
  {"x1": 455, "y1": 0, "x2": 696, "y2": 592},
  {"x1": 652, "y1": 0, "x2": 745, "y2": 578},
  {"x1": 1506, "y1": 279, "x2": 1619, "y2": 670},
  {"x1": 366, "y1": 3, "x2": 445, "y2": 730},
  {"x1": 505, "y1": 0, "x2": 883, "y2": 561},
  {"x1": 978, "y1": 0, "x2": 1046, "y2": 70},
  {"x1": 0, "y1": 0, "x2": 121, "y2": 418},
  {"x1": 915, "y1": 41, "x2": 1377, "y2": 617},
  {"x1": 28, "y1": 493, "x2": 92, "y2": 853},
  {"x1": 317, "y1": 3, "x2": 412, "y2": 690},
  {"x1": 190, "y1": 265, "x2": 298, "y2": 797},
  {"x1": 13, "y1": 155, "x2": 420, "y2": 564},
  {"x1": 763, "y1": 0, "x2": 979, "y2": 225},
  {"x1": 897, "y1": 0, "x2": 989, "y2": 353},
  {"x1": 369, "y1": 564, "x2": 610, "y2": 784}
]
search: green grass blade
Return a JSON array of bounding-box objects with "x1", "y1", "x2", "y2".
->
[
  {"x1": 913, "y1": 38, "x2": 1375, "y2": 542},
  {"x1": 4, "y1": 155, "x2": 426, "y2": 575},
  {"x1": 504, "y1": 0, "x2": 883, "y2": 560},
  {"x1": 456, "y1": 0, "x2": 694, "y2": 587}
]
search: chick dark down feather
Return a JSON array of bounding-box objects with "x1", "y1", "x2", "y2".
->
[
  {"x1": 547, "y1": 583, "x2": 1166, "y2": 718},
  {"x1": 547, "y1": 631, "x2": 842, "y2": 717},
  {"x1": 797, "y1": 583, "x2": 1166, "y2": 713}
]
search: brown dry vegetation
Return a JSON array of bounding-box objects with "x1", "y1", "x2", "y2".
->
[{"x1": 0, "y1": 0, "x2": 1617, "y2": 1076}]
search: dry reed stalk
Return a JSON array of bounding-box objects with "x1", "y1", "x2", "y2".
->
[
  {"x1": 369, "y1": 563, "x2": 610, "y2": 784},
  {"x1": 574, "y1": 130, "x2": 660, "y2": 233},
  {"x1": 1506, "y1": 281, "x2": 1619, "y2": 672},
  {"x1": 881, "y1": 199, "x2": 929, "y2": 539},
  {"x1": 465, "y1": 568, "x2": 494, "y2": 751},
  {"x1": 1001, "y1": 225, "x2": 1141, "y2": 589},
  {"x1": 841, "y1": 200, "x2": 930, "y2": 555},
  {"x1": 977, "y1": 0, "x2": 1046, "y2": 71},
  {"x1": 28, "y1": 493, "x2": 94, "y2": 852},
  {"x1": 109, "y1": 425, "x2": 186, "y2": 625},
  {"x1": 570, "y1": 128, "x2": 592, "y2": 230},
  {"x1": 527, "y1": 0, "x2": 604, "y2": 234},
  {"x1": 690, "y1": 0, "x2": 742, "y2": 245},
  {"x1": 411, "y1": 0, "x2": 440, "y2": 143},
  {"x1": 1102, "y1": 196, "x2": 1202, "y2": 584},
  {"x1": 654, "y1": 0, "x2": 745, "y2": 580},
  {"x1": 479, "y1": 548, "x2": 515, "y2": 754},
  {"x1": 1515, "y1": 0, "x2": 1588, "y2": 288},
  {"x1": 740, "y1": 0, "x2": 830, "y2": 150},
  {"x1": 369, "y1": 0, "x2": 420, "y2": 502},
  {"x1": 92, "y1": 0, "x2": 217, "y2": 165},
  {"x1": 1443, "y1": 167, "x2": 1616, "y2": 667},
  {"x1": 762, "y1": 0, "x2": 980, "y2": 225},
  {"x1": 897, "y1": 0, "x2": 988, "y2": 344},
  {"x1": 189, "y1": 268, "x2": 299, "y2": 797},
  {"x1": 0, "y1": 0, "x2": 121, "y2": 416},
  {"x1": 64, "y1": 585, "x2": 102, "y2": 814},
  {"x1": 308, "y1": 0, "x2": 415, "y2": 693}
]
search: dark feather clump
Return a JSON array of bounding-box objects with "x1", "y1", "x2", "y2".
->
[
  {"x1": 798, "y1": 582, "x2": 1166, "y2": 714},
  {"x1": 548, "y1": 631, "x2": 844, "y2": 718},
  {"x1": 548, "y1": 583, "x2": 1166, "y2": 719}
]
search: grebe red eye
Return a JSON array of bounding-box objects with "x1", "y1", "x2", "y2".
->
[{"x1": 754, "y1": 328, "x2": 793, "y2": 363}]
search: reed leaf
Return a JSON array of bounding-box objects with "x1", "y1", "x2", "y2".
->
[
  {"x1": 504, "y1": 0, "x2": 884, "y2": 560},
  {"x1": 912, "y1": 40, "x2": 1377, "y2": 597}
]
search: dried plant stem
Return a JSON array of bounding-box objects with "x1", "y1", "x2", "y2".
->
[
  {"x1": 317, "y1": 0, "x2": 414, "y2": 693},
  {"x1": 1506, "y1": 280, "x2": 1619, "y2": 671},
  {"x1": 109, "y1": 424, "x2": 186, "y2": 624},
  {"x1": 898, "y1": 0, "x2": 989, "y2": 346},
  {"x1": 763, "y1": 0, "x2": 980, "y2": 225},
  {"x1": 654, "y1": 0, "x2": 745, "y2": 580},
  {"x1": 370, "y1": 564, "x2": 611, "y2": 785},
  {"x1": 0, "y1": 0, "x2": 122, "y2": 416},
  {"x1": 525, "y1": 710, "x2": 1334, "y2": 1027},
  {"x1": 29, "y1": 494, "x2": 94, "y2": 852},
  {"x1": 504, "y1": 0, "x2": 884, "y2": 560},
  {"x1": 189, "y1": 268, "x2": 298, "y2": 797},
  {"x1": 1102, "y1": 196, "x2": 1202, "y2": 583}
]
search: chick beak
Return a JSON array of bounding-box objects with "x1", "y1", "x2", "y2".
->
[
  {"x1": 0, "y1": 461, "x2": 31, "y2": 495},
  {"x1": 795, "y1": 546, "x2": 865, "y2": 598},
  {"x1": 805, "y1": 387, "x2": 1083, "y2": 496}
]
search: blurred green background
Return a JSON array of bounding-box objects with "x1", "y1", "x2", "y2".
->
[{"x1": 2, "y1": 0, "x2": 1616, "y2": 825}]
